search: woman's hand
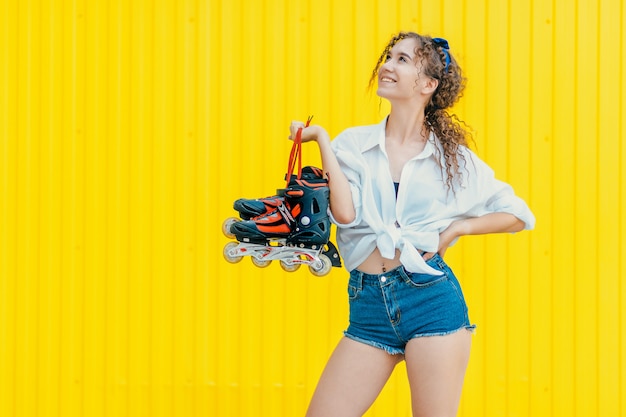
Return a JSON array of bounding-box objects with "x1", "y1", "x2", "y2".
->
[
  {"x1": 435, "y1": 220, "x2": 467, "y2": 258},
  {"x1": 420, "y1": 221, "x2": 464, "y2": 260},
  {"x1": 289, "y1": 122, "x2": 328, "y2": 144}
]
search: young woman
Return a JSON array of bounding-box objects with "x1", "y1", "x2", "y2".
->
[{"x1": 289, "y1": 31, "x2": 535, "y2": 417}]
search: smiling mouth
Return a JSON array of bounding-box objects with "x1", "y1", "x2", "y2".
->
[{"x1": 380, "y1": 77, "x2": 396, "y2": 83}]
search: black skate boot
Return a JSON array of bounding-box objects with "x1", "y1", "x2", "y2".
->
[
  {"x1": 229, "y1": 176, "x2": 330, "y2": 245},
  {"x1": 232, "y1": 166, "x2": 326, "y2": 220},
  {"x1": 224, "y1": 177, "x2": 334, "y2": 276}
]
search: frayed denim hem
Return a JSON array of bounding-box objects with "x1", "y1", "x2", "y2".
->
[
  {"x1": 343, "y1": 332, "x2": 405, "y2": 355},
  {"x1": 410, "y1": 324, "x2": 477, "y2": 340},
  {"x1": 344, "y1": 325, "x2": 476, "y2": 356}
]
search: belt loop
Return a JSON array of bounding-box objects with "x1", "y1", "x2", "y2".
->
[
  {"x1": 351, "y1": 269, "x2": 364, "y2": 291},
  {"x1": 435, "y1": 255, "x2": 447, "y2": 270},
  {"x1": 356, "y1": 270, "x2": 364, "y2": 290}
]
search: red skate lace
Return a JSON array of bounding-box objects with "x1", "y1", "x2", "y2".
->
[{"x1": 285, "y1": 115, "x2": 313, "y2": 188}]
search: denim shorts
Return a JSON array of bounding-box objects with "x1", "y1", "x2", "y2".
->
[{"x1": 344, "y1": 254, "x2": 476, "y2": 355}]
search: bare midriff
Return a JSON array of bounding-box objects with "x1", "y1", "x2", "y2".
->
[
  {"x1": 356, "y1": 247, "x2": 434, "y2": 274},
  {"x1": 356, "y1": 247, "x2": 404, "y2": 274}
]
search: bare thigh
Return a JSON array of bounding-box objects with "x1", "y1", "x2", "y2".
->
[
  {"x1": 405, "y1": 330, "x2": 472, "y2": 417},
  {"x1": 306, "y1": 337, "x2": 402, "y2": 417}
]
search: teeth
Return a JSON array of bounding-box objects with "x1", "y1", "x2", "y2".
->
[{"x1": 381, "y1": 77, "x2": 395, "y2": 83}]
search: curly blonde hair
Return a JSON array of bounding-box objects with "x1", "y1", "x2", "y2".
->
[{"x1": 369, "y1": 31, "x2": 473, "y2": 190}]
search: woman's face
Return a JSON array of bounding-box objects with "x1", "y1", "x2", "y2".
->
[{"x1": 376, "y1": 37, "x2": 429, "y2": 102}]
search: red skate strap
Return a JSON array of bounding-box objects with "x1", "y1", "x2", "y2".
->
[
  {"x1": 285, "y1": 116, "x2": 313, "y2": 188},
  {"x1": 286, "y1": 131, "x2": 301, "y2": 186}
]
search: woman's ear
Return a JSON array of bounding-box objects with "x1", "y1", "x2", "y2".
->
[{"x1": 423, "y1": 77, "x2": 439, "y2": 95}]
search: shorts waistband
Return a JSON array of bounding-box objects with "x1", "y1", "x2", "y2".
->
[
  {"x1": 350, "y1": 254, "x2": 447, "y2": 287},
  {"x1": 351, "y1": 265, "x2": 407, "y2": 287}
]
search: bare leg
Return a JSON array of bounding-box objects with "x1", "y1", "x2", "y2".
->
[
  {"x1": 306, "y1": 337, "x2": 402, "y2": 417},
  {"x1": 404, "y1": 330, "x2": 472, "y2": 417}
]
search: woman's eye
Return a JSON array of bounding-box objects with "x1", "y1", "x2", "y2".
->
[{"x1": 385, "y1": 54, "x2": 392, "y2": 62}]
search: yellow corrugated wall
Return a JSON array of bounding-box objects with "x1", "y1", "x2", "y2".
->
[{"x1": 1, "y1": 0, "x2": 624, "y2": 416}]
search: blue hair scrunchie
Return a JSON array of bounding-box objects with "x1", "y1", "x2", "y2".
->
[{"x1": 432, "y1": 37, "x2": 451, "y2": 73}]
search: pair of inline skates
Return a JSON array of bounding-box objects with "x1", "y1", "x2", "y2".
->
[{"x1": 222, "y1": 122, "x2": 341, "y2": 276}]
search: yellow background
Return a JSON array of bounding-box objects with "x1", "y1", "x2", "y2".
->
[{"x1": 1, "y1": 0, "x2": 624, "y2": 416}]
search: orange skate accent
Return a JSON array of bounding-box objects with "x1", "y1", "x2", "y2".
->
[
  {"x1": 255, "y1": 204, "x2": 302, "y2": 234},
  {"x1": 294, "y1": 178, "x2": 327, "y2": 188},
  {"x1": 248, "y1": 196, "x2": 284, "y2": 218}
]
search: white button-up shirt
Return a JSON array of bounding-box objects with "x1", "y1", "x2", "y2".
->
[{"x1": 329, "y1": 118, "x2": 536, "y2": 275}]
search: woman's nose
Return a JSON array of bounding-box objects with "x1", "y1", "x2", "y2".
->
[
  {"x1": 380, "y1": 60, "x2": 394, "y2": 71},
  {"x1": 381, "y1": 59, "x2": 396, "y2": 71}
]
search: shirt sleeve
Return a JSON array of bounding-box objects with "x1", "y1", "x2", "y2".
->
[
  {"x1": 328, "y1": 132, "x2": 364, "y2": 228},
  {"x1": 464, "y1": 150, "x2": 536, "y2": 230}
]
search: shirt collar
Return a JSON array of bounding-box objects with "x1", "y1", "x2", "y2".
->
[
  {"x1": 361, "y1": 117, "x2": 437, "y2": 160},
  {"x1": 418, "y1": 132, "x2": 436, "y2": 159},
  {"x1": 358, "y1": 118, "x2": 387, "y2": 152}
]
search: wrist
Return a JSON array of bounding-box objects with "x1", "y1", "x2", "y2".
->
[
  {"x1": 311, "y1": 125, "x2": 330, "y2": 144},
  {"x1": 453, "y1": 219, "x2": 471, "y2": 237}
]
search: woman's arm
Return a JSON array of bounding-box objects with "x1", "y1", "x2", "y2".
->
[
  {"x1": 289, "y1": 122, "x2": 356, "y2": 224},
  {"x1": 435, "y1": 212, "x2": 525, "y2": 258}
]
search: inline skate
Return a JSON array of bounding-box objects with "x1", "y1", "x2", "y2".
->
[
  {"x1": 222, "y1": 168, "x2": 341, "y2": 276},
  {"x1": 222, "y1": 166, "x2": 325, "y2": 226}
]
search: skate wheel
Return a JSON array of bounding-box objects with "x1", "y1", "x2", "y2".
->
[
  {"x1": 280, "y1": 260, "x2": 300, "y2": 272},
  {"x1": 309, "y1": 254, "x2": 332, "y2": 277},
  {"x1": 222, "y1": 217, "x2": 240, "y2": 239},
  {"x1": 251, "y1": 256, "x2": 271, "y2": 268},
  {"x1": 223, "y1": 242, "x2": 243, "y2": 264}
]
